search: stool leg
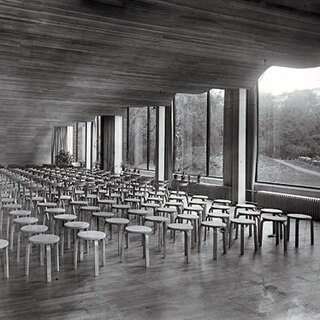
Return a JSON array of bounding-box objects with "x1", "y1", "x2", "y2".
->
[
  {"x1": 74, "y1": 236, "x2": 78, "y2": 270},
  {"x1": 80, "y1": 239, "x2": 84, "y2": 261},
  {"x1": 94, "y1": 240, "x2": 99, "y2": 277},
  {"x1": 6, "y1": 216, "x2": 10, "y2": 239},
  {"x1": 287, "y1": 217, "x2": 291, "y2": 241},
  {"x1": 102, "y1": 239, "x2": 106, "y2": 267},
  {"x1": 25, "y1": 241, "x2": 30, "y2": 276},
  {"x1": 120, "y1": 231, "x2": 124, "y2": 263},
  {"x1": 295, "y1": 220, "x2": 300, "y2": 248},
  {"x1": 228, "y1": 222, "x2": 233, "y2": 248},
  {"x1": 163, "y1": 223, "x2": 166, "y2": 258},
  {"x1": 157, "y1": 223, "x2": 161, "y2": 252},
  {"x1": 40, "y1": 244, "x2": 44, "y2": 266},
  {"x1": 213, "y1": 228, "x2": 217, "y2": 260},
  {"x1": 185, "y1": 231, "x2": 190, "y2": 264},
  {"x1": 67, "y1": 229, "x2": 71, "y2": 249},
  {"x1": 253, "y1": 224, "x2": 258, "y2": 251},
  {"x1": 198, "y1": 225, "x2": 202, "y2": 253},
  {"x1": 17, "y1": 230, "x2": 21, "y2": 263},
  {"x1": 311, "y1": 220, "x2": 314, "y2": 245},
  {"x1": 10, "y1": 222, "x2": 15, "y2": 250},
  {"x1": 144, "y1": 235, "x2": 150, "y2": 268},
  {"x1": 46, "y1": 244, "x2": 52, "y2": 283},
  {"x1": 222, "y1": 227, "x2": 227, "y2": 254},
  {"x1": 61, "y1": 226, "x2": 65, "y2": 256},
  {"x1": 55, "y1": 243, "x2": 60, "y2": 272},
  {"x1": 240, "y1": 225, "x2": 244, "y2": 255},
  {"x1": 259, "y1": 221, "x2": 264, "y2": 246},
  {"x1": 4, "y1": 246, "x2": 9, "y2": 278},
  {"x1": 283, "y1": 223, "x2": 287, "y2": 251}
]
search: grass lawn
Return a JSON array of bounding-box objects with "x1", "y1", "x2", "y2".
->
[{"x1": 257, "y1": 155, "x2": 320, "y2": 188}]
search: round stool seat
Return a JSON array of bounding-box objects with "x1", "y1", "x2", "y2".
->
[
  {"x1": 207, "y1": 211, "x2": 230, "y2": 219},
  {"x1": 237, "y1": 210, "x2": 260, "y2": 217},
  {"x1": 236, "y1": 203, "x2": 256, "y2": 210},
  {"x1": 31, "y1": 197, "x2": 44, "y2": 202},
  {"x1": 169, "y1": 195, "x2": 184, "y2": 201},
  {"x1": 80, "y1": 206, "x2": 100, "y2": 211},
  {"x1": 262, "y1": 216, "x2": 287, "y2": 223},
  {"x1": 191, "y1": 195, "x2": 208, "y2": 200},
  {"x1": 214, "y1": 199, "x2": 231, "y2": 205},
  {"x1": 141, "y1": 203, "x2": 160, "y2": 208},
  {"x1": 92, "y1": 211, "x2": 115, "y2": 218},
  {"x1": 54, "y1": 214, "x2": 77, "y2": 221},
  {"x1": 146, "y1": 197, "x2": 162, "y2": 202},
  {"x1": 60, "y1": 195, "x2": 71, "y2": 200},
  {"x1": 112, "y1": 204, "x2": 131, "y2": 210},
  {"x1": 21, "y1": 224, "x2": 48, "y2": 233},
  {"x1": 37, "y1": 202, "x2": 57, "y2": 208},
  {"x1": 189, "y1": 200, "x2": 206, "y2": 206},
  {"x1": 287, "y1": 213, "x2": 312, "y2": 220},
  {"x1": 184, "y1": 206, "x2": 203, "y2": 212},
  {"x1": 134, "y1": 192, "x2": 145, "y2": 197},
  {"x1": 3, "y1": 204, "x2": 22, "y2": 210},
  {"x1": 127, "y1": 209, "x2": 148, "y2": 216},
  {"x1": 230, "y1": 218, "x2": 256, "y2": 225},
  {"x1": 46, "y1": 208, "x2": 65, "y2": 214},
  {"x1": 84, "y1": 194, "x2": 98, "y2": 199},
  {"x1": 78, "y1": 230, "x2": 106, "y2": 241},
  {"x1": 14, "y1": 217, "x2": 38, "y2": 225},
  {"x1": 210, "y1": 205, "x2": 229, "y2": 211},
  {"x1": 110, "y1": 193, "x2": 121, "y2": 198},
  {"x1": 157, "y1": 207, "x2": 176, "y2": 213},
  {"x1": 165, "y1": 202, "x2": 183, "y2": 207},
  {"x1": 0, "y1": 239, "x2": 9, "y2": 249},
  {"x1": 71, "y1": 201, "x2": 88, "y2": 206},
  {"x1": 260, "y1": 208, "x2": 283, "y2": 215},
  {"x1": 177, "y1": 214, "x2": 199, "y2": 220},
  {"x1": 125, "y1": 225, "x2": 152, "y2": 234},
  {"x1": 145, "y1": 216, "x2": 168, "y2": 223},
  {"x1": 98, "y1": 199, "x2": 117, "y2": 205},
  {"x1": 1, "y1": 198, "x2": 15, "y2": 204},
  {"x1": 124, "y1": 198, "x2": 140, "y2": 203},
  {"x1": 167, "y1": 223, "x2": 193, "y2": 231},
  {"x1": 105, "y1": 218, "x2": 129, "y2": 225},
  {"x1": 29, "y1": 234, "x2": 60, "y2": 245},
  {"x1": 9, "y1": 210, "x2": 31, "y2": 217},
  {"x1": 64, "y1": 221, "x2": 89, "y2": 230},
  {"x1": 202, "y1": 220, "x2": 226, "y2": 228}
]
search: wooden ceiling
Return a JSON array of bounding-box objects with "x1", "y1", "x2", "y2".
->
[{"x1": 0, "y1": 0, "x2": 319, "y2": 112}]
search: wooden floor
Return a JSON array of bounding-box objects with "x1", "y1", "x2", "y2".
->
[{"x1": 0, "y1": 217, "x2": 319, "y2": 320}]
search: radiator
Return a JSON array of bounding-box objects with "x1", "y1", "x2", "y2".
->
[{"x1": 256, "y1": 191, "x2": 320, "y2": 220}]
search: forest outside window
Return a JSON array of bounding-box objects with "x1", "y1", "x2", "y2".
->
[{"x1": 257, "y1": 66, "x2": 320, "y2": 188}]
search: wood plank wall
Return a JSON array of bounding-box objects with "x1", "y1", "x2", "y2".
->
[{"x1": 0, "y1": 0, "x2": 318, "y2": 165}]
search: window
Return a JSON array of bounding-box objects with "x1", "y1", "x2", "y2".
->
[
  {"x1": 128, "y1": 107, "x2": 156, "y2": 170},
  {"x1": 257, "y1": 66, "x2": 320, "y2": 188},
  {"x1": 174, "y1": 90, "x2": 224, "y2": 177}
]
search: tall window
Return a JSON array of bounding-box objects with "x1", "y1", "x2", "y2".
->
[
  {"x1": 128, "y1": 107, "x2": 156, "y2": 170},
  {"x1": 257, "y1": 66, "x2": 320, "y2": 188},
  {"x1": 174, "y1": 90, "x2": 224, "y2": 177}
]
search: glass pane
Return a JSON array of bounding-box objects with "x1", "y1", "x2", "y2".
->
[
  {"x1": 175, "y1": 92, "x2": 207, "y2": 175},
  {"x1": 257, "y1": 66, "x2": 320, "y2": 188},
  {"x1": 149, "y1": 107, "x2": 156, "y2": 171},
  {"x1": 128, "y1": 107, "x2": 148, "y2": 169},
  {"x1": 209, "y1": 89, "x2": 224, "y2": 177},
  {"x1": 77, "y1": 122, "x2": 86, "y2": 164}
]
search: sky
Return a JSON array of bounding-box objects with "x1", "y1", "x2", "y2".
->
[{"x1": 258, "y1": 66, "x2": 320, "y2": 95}]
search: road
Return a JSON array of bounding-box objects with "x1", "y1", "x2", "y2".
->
[{"x1": 273, "y1": 159, "x2": 320, "y2": 177}]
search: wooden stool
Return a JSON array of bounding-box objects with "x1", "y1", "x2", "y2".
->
[
  {"x1": 7, "y1": 209, "x2": 31, "y2": 241},
  {"x1": 156, "y1": 207, "x2": 177, "y2": 224},
  {"x1": 189, "y1": 200, "x2": 207, "y2": 215},
  {"x1": 18, "y1": 224, "x2": 48, "y2": 263},
  {"x1": 0, "y1": 239, "x2": 9, "y2": 278},
  {"x1": 122, "y1": 225, "x2": 153, "y2": 267},
  {"x1": 98, "y1": 199, "x2": 116, "y2": 211},
  {"x1": 75, "y1": 231, "x2": 106, "y2": 276},
  {"x1": 10, "y1": 216, "x2": 38, "y2": 250},
  {"x1": 205, "y1": 210, "x2": 230, "y2": 240},
  {"x1": 199, "y1": 219, "x2": 227, "y2": 259},
  {"x1": 260, "y1": 215, "x2": 287, "y2": 251},
  {"x1": 167, "y1": 223, "x2": 193, "y2": 263},
  {"x1": 64, "y1": 221, "x2": 89, "y2": 262},
  {"x1": 212, "y1": 199, "x2": 231, "y2": 206},
  {"x1": 287, "y1": 213, "x2": 314, "y2": 247},
  {"x1": 104, "y1": 218, "x2": 129, "y2": 255},
  {"x1": 234, "y1": 203, "x2": 256, "y2": 218},
  {"x1": 53, "y1": 214, "x2": 77, "y2": 255},
  {"x1": 175, "y1": 214, "x2": 199, "y2": 248},
  {"x1": 140, "y1": 202, "x2": 160, "y2": 215},
  {"x1": 80, "y1": 206, "x2": 100, "y2": 221},
  {"x1": 45, "y1": 208, "x2": 65, "y2": 231},
  {"x1": 127, "y1": 209, "x2": 148, "y2": 225},
  {"x1": 70, "y1": 200, "x2": 88, "y2": 216},
  {"x1": 26, "y1": 234, "x2": 60, "y2": 283},
  {"x1": 91, "y1": 211, "x2": 115, "y2": 230},
  {"x1": 144, "y1": 216, "x2": 168, "y2": 257},
  {"x1": 229, "y1": 218, "x2": 258, "y2": 255},
  {"x1": 183, "y1": 205, "x2": 204, "y2": 222},
  {"x1": 164, "y1": 201, "x2": 184, "y2": 215},
  {"x1": 209, "y1": 204, "x2": 229, "y2": 214},
  {"x1": 123, "y1": 198, "x2": 141, "y2": 209},
  {"x1": 37, "y1": 202, "x2": 57, "y2": 224},
  {"x1": 2, "y1": 203, "x2": 22, "y2": 237},
  {"x1": 111, "y1": 204, "x2": 131, "y2": 218},
  {"x1": 236, "y1": 209, "x2": 261, "y2": 238},
  {"x1": 190, "y1": 195, "x2": 208, "y2": 202}
]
